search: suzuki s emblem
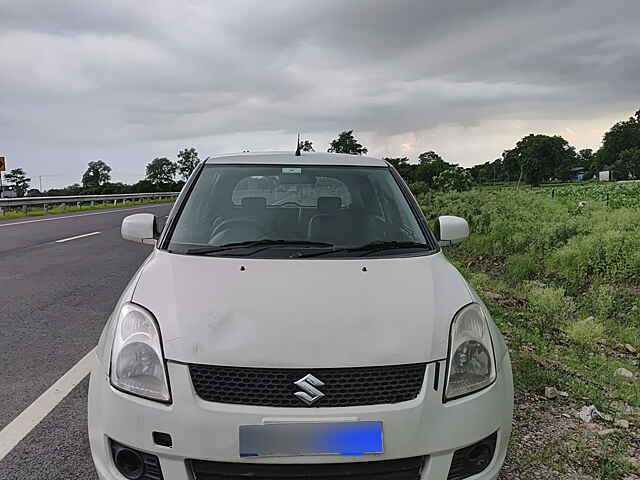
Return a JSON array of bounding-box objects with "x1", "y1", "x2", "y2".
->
[{"x1": 293, "y1": 374, "x2": 325, "y2": 405}]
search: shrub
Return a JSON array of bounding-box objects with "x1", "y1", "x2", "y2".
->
[
  {"x1": 506, "y1": 254, "x2": 540, "y2": 280},
  {"x1": 522, "y1": 281, "x2": 576, "y2": 334},
  {"x1": 584, "y1": 284, "x2": 617, "y2": 321},
  {"x1": 547, "y1": 230, "x2": 640, "y2": 285},
  {"x1": 433, "y1": 167, "x2": 473, "y2": 192},
  {"x1": 408, "y1": 181, "x2": 428, "y2": 196},
  {"x1": 566, "y1": 317, "x2": 606, "y2": 347}
]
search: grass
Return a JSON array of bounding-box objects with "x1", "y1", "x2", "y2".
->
[
  {"x1": 0, "y1": 197, "x2": 176, "y2": 220},
  {"x1": 458, "y1": 263, "x2": 639, "y2": 478},
  {"x1": 421, "y1": 187, "x2": 639, "y2": 478}
]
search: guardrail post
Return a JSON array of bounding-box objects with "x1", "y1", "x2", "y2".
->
[
  {"x1": 90, "y1": 200, "x2": 94, "y2": 207},
  {"x1": 76, "y1": 201, "x2": 81, "y2": 209},
  {"x1": 113, "y1": 199, "x2": 117, "y2": 206}
]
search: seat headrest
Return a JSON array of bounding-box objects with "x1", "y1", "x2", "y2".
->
[
  {"x1": 241, "y1": 197, "x2": 267, "y2": 210},
  {"x1": 317, "y1": 196, "x2": 341, "y2": 212}
]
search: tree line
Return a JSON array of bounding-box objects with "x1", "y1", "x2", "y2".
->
[
  {"x1": 467, "y1": 109, "x2": 640, "y2": 186},
  {"x1": 1, "y1": 148, "x2": 201, "y2": 197},
  {"x1": 2, "y1": 109, "x2": 639, "y2": 197}
]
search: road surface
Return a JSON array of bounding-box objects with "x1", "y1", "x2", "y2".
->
[{"x1": 0, "y1": 203, "x2": 173, "y2": 479}]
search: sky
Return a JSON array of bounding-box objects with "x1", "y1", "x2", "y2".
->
[{"x1": 1, "y1": 0, "x2": 639, "y2": 189}]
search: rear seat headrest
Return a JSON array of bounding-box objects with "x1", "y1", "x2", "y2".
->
[
  {"x1": 317, "y1": 196, "x2": 341, "y2": 212},
  {"x1": 241, "y1": 197, "x2": 267, "y2": 210}
]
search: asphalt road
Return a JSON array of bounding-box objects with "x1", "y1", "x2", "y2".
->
[{"x1": 0, "y1": 203, "x2": 173, "y2": 479}]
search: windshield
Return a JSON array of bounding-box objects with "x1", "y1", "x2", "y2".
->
[{"x1": 167, "y1": 164, "x2": 432, "y2": 257}]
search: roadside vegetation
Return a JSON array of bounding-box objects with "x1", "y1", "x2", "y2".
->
[
  {"x1": 0, "y1": 197, "x2": 175, "y2": 221},
  {"x1": 420, "y1": 186, "x2": 639, "y2": 479}
]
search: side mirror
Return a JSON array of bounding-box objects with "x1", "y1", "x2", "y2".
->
[
  {"x1": 434, "y1": 215, "x2": 469, "y2": 246},
  {"x1": 121, "y1": 213, "x2": 158, "y2": 245}
]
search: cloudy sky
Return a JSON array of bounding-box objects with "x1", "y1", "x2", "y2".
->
[{"x1": 1, "y1": 0, "x2": 639, "y2": 188}]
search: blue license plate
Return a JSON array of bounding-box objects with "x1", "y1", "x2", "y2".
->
[{"x1": 239, "y1": 421, "x2": 383, "y2": 457}]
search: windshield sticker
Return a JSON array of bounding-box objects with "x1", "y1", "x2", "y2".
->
[{"x1": 282, "y1": 167, "x2": 302, "y2": 174}]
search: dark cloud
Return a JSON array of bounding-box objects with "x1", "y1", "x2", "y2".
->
[{"x1": 0, "y1": 0, "x2": 638, "y2": 186}]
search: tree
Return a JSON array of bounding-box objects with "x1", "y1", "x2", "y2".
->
[
  {"x1": 384, "y1": 157, "x2": 415, "y2": 182},
  {"x1": 577, "y1": 149, "x2": 595, "y2": 177},
  {"x1": 469, "y1": 158, "x2": 505, "y2": 184},
  {"x1": 433, "y1": 167, "x2": 474, "y2": 192},
  {"x1": 415, "y1": 151, "x2": 455, "y2": 187},
  {"x1": 299, "y1": 140, "x2": 314, "y2": 152},
  {"x1": 506, "y1": 134, "x2": 576, "y2": 186},
  {"x1": 327, "y1": 130, "x2": 368, "y2": 155},
  {"x1": 82, "y1": 160, "x2": 112, "y2": 188},
  {"x1": 597, "y1": 109, "x2": 640, "y2": 169},
  {"x1": 4, "y1": 168, "x2": 31, "y2": 197},
  {"x1": 418, "y1": 151, "x2": 443, "y2": 165},
  {"x1": 146, "y1": 157, "x2": 177, "y2": 185},
  {"x1": 613, "y1": 147, "x2": 640, "y2": 180},
  {"x1": 177, "y1": 147, "x2": 200, "y2": 181}
]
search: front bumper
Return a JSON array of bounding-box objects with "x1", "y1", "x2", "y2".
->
[{"x1": 88, "y1": 355, "x2": 513, "y2": 480}]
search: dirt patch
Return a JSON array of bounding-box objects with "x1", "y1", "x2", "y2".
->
[{"x1": 499, "y1": 391, "x2": 639, "y2": 479}]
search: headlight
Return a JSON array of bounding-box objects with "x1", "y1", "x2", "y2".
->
[
  {"x1": 110, "y1": 303, "x2": 171, "y2": 402},
  {"x1": 445, "y1": 303, "x2": 496, "y2": 401}
]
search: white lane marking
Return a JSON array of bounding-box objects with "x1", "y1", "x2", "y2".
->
[
  {"x1": 0, "y1": 204, "x2": 170, "y2": 228},
  {"x1": 55, "y1": 231, "x2": 101, "y2": 243},
  {"x1": 0, "y1": 347, "x2": 96, "y2": 462}
]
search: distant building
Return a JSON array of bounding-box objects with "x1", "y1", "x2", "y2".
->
[
  {"x1": 599, "y1": 171, "x2": 611, "y2": 182},
  {"x1": 568, "y1": 167, "x2": 588, "y2": 181}
]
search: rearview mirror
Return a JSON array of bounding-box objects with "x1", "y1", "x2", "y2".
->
[
  {"x1": 121, "y1": 213, "x2": 158, "y2": 245},
  {"x1": 434, "y1": 216, "x2": 469, "y2": 246}
]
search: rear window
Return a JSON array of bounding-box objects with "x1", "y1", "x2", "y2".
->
[
  {"x1": 232, "y1": 176, "x2": 352, "y2": 208},
  {"x1": 167, "y1": 164, "x2": 431, "y2": 257}
]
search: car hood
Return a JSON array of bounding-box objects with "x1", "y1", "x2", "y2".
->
[{"x1": 131, "y1": 250, "x2": 472, "y2": 368}]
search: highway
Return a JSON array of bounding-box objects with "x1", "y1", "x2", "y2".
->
[{"x1": 0, "y1": 203, "x2": 174, "y2": 479}]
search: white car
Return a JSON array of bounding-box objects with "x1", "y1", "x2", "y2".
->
[{"x1": 88, "y1": 152, "x2": 513, "y2": 480}]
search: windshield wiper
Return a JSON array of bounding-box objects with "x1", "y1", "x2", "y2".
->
[
  {"x1": 183, "y1": 239, "x2": 334, "y2": 255},
  {"x1": 296, "y1": 241, "x2": 430, "y2": 258}
]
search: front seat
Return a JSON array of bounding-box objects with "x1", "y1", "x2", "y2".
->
[
  {"x1": 307, "y1": 196, "x2": 357, "y2": 244},
  {"x1": 210, "y1": 196, "x2": 268, "y2": 243}
]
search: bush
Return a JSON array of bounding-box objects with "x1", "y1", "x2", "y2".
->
[
  {"x1": 566, "y1": 317, "x2": 606, "y2": 347},
  {"x1": 522, "y1": 281, "x2": 576, "y2": 334},
  {"x1": 433, "y1": 167, "x2": 473, "y2": 192},
  {"x1": 547, "y1": 230, "x2": 640, "y2": 285},
  {"x1": 408, "y1": 181, "x2": 428, "y2": 196},
  {"x1": 506, "y1": 254, "x2": 540, "y2": 279},
  {"x1": 584, "y1": 284, "x2": 617, "y2": 321}
]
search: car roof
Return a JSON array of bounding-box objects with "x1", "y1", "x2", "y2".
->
[{"x1": 204, "y1": 151, "x2": 388, "y2": 167}]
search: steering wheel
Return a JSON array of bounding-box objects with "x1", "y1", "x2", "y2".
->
[{"x1": 210, "y1": 218, "x2": 264, "y2": 240}]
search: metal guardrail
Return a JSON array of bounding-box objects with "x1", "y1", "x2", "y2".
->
[{"x1": 0, "y1": 192, "x2": 179, "y2": 215}]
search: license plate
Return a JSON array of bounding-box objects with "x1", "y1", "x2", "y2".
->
[{"x1": 239, "y1": 421, "x2": 383, "y2": 457}]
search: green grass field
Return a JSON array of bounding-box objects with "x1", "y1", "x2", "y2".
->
[{"x1": 419, "y1": 184, "x2": 639, "y2": 478}]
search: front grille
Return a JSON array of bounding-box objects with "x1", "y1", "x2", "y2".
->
[
  {"x1": 189, "y1": 363, "x2": 426, "y2": 407},
  {"x1": 189, "y1": 456, "x2": 425, "y2": 480}
]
